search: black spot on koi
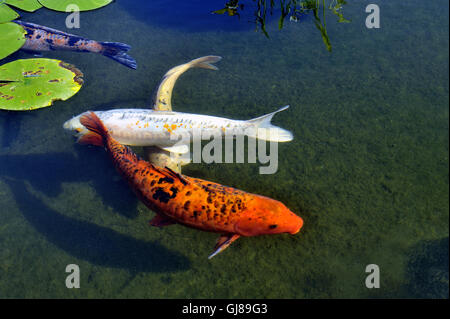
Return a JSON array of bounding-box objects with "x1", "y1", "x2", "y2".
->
[
  {"x1": 152, "y1": 186, "x2": 178, "y2": 204},
  {"x1": 158, "y1": 176, "x2": 174, "y2": 184}
]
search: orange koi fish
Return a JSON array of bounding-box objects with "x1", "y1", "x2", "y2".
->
[
  {"x1": 14, "y1": 20, "x2": 137, "y2": 69},
  {"x1": 78, "y1": 112, "x2": 303, "y2": 258}
]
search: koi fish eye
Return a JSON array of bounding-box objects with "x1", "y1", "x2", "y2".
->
[{"x1": 75, "y1": 128, "x2": 82, "y2": 133}]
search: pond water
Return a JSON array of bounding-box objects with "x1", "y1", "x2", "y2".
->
[{"x1": 0, "y1": 0, "x2": 448, "y2": 298}]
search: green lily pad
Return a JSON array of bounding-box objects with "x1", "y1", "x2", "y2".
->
[
  {"x1": 0, "y1": 3, "x2": 19, "y2": 23},
  {"x1": 0, "y1": 0, "x2": 42, "y2": 23},
  {"x1": 4, "y1": 0, "x2": 42, "y2": 12},
  {"x1": 38, "y1": 0, "x2": 113, "y2": 12},
  {"x1": 0, "y1": 58, "x2": 84, "y2": 111},
  {"x1": 0, "y1": 22, "x2": 26, "y2": 60}
]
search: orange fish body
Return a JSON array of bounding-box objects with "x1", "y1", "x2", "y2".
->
[{"x1": 79, "y1": 112, "x2": 303, "y2": 258}]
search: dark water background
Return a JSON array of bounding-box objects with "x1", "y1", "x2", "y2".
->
[{"x1": 0, "y1": 0, "x2": 448, "y2": 298}]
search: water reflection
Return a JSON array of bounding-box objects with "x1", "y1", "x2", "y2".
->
[
  {"x1": 223, "y1": 0, "x2": 351, "y2": 51},
  {"x1": 119, "y1": 0, "x2": 350, "y2": 51}
]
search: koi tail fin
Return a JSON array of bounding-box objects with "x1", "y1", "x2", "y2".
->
[
  {"x1": 78, "y1": 112, "x2": 108, "y2": 147},
  {"x1": 247, "y1": 105, "x2": 293, "y2": 142},
  {"x1": 164, "y1": 56, "x2": 222, "y2": 78},
  {"x1": 183, "y1": 55, "x2": 222, "y2": 71},
  {"x1": 152, "y1": 56, "x2": 222, "y2": 110},
  {"x1": 100, "y1": 42, "x2": 137, "y2": 70}
]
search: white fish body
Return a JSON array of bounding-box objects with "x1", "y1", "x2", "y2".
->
[{"x1": 63, "y1": 106, "x2": 293, "y2": 154}]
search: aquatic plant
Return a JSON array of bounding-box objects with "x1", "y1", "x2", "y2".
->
[
  {"x1": 259, "y1": 0, "x2": 350, "y2": 51},
  {"x1": 38, "y1": 0, "x2": 113, "y2": 12},
  {"x1": 212, "y1": 0, "x2": 350, "y2": 51},
  {"x1": 0, "y1": 58, "x2": 83, "y2": 110},
  {"x1": 0, "y1": 21, "x2": 26, "y2": 59},
  {"x1": 0, "y1": 0, "x2": 112, "y2": 23},
  {"x1": 0, "y1": 0, "x2": 41, "y2": 23},
  {"x1": 212, "y1": 0, "x2": 244, "y2": 17}
]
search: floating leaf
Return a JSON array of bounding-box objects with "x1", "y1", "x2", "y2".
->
[
  {"x1": 0, "y1": 22, "x2": 26, "y2": 60},
  {"x1": 38, "y1": 0, "x2": 113, "y2": 12},
  {"x1": 0, "y1": 58, "x2": 84, "y2": 111},
  {"x1": 4, "y1": 0, "x2": 42, "y2": 12},
  {"x1": 0, "y1": 2, "x2": 19, "y2": 23},
  {"x1": 211, "y1": 8, "x2": 227, "y2": 15},
  {"x1": 0, "y1": 0, "x2": 42, "y2": 23}
]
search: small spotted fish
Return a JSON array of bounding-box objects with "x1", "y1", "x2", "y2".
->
[
  {"x1": 14, "y1": 20, "x2": 137, "y2": 70},
  {"x1": 78, "y1": 112, "x2": 303, "y2": 259}
]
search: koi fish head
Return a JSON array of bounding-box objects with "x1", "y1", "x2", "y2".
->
[
  {"x1": 235, "y1": 196, "x2": 303, "y2": 236},
  {"x1": 63, "y1": 114, "x2": 88, "y2": 137}
]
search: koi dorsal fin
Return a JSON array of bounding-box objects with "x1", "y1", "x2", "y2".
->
[
  {"x1": 164, "y1": 166, "x2": 190, "y2": 185},
  {"x1": 146, "y1": 163, "x2": 190, "y2": 185},
  {"x1": 14, "y1": 20, "x2": 85, "y2": 39}
]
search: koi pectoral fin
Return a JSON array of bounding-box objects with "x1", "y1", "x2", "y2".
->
[
  {"x1": 149, "y1": 214, "x2": 177, "y2": 227},
  {"x1": 208, "y1": 234, "x2": 240, "y2": 259}
]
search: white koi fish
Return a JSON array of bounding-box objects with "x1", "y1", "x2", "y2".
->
[
  {"x1": 63, "y1": 106, "x2": 292, "y2": 154},
  {"x1": 63, "y1": 56, "x2": 293, "y2": 164}
]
